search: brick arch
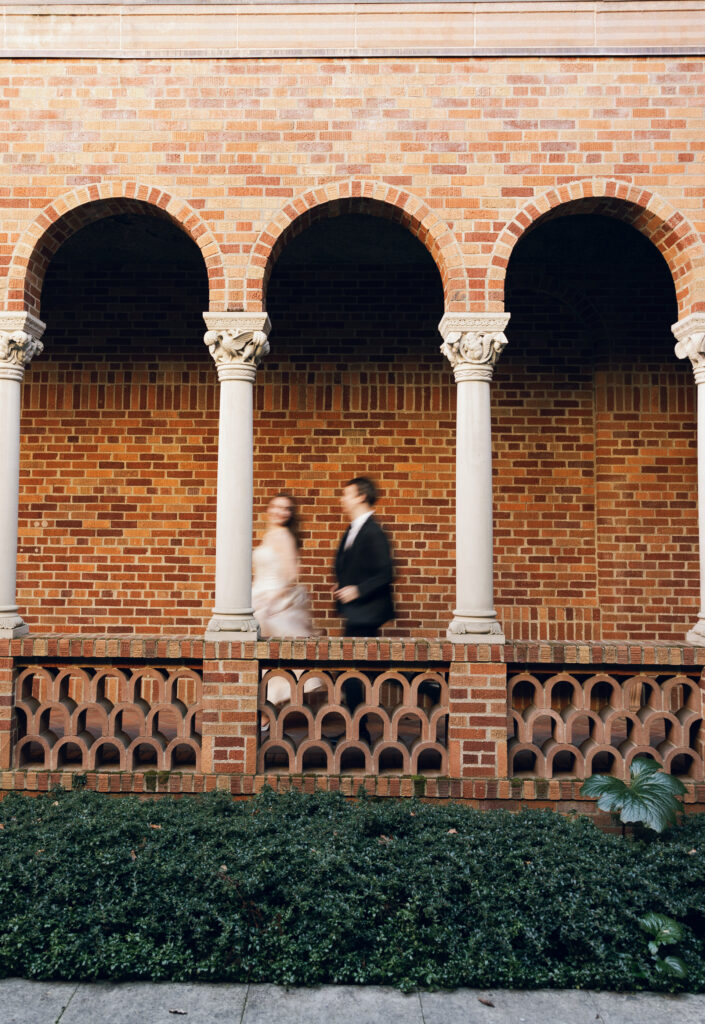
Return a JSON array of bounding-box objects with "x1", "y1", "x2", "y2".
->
[
  {"x1": 243, "y1": 179, "x2": 467, "y2": 313},
  {"x1": 487, "y1": 179, "x2": 705, "y2": 319},
  {"x1": 5, "y1": 181, "x2": 227, "y2": 316}
]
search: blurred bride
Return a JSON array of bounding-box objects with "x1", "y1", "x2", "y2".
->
[{"x1": 253, "y1": 493, "x2": 321, "y2": 706}]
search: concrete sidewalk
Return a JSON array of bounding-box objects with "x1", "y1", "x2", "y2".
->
[{"x1": 3, "y1": 980, "x2": 705, "y2": 1024}]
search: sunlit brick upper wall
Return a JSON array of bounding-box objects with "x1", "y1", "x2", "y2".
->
[{"x1": 1, "y1": 2, "x2": 703, "y2": 57}]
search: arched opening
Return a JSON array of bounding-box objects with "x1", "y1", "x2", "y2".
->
[
  {"x1": 260, "y1": 208, "x2": 446, "y2": 636},
  {"x1": 18, "y1": 741, "x2": 46, "y2": 768},
  {"x1": 511, "y1": 749, "x2": 537, "y2": 775},
  {"x1": 416, "y1": 748, "x2": 443, "y2": 773},
  {"x1": 340, "y1": 747, "x2": 366, "y2": 773},
  {"x1": 670, "y1": 753, "x2": 695, "y2": 777},
  {"x1": 301, "y1": 746, "x2": 328, "y2": 771},
  {"x1": 396, "y1": 713, "x2": 422, "y2": 750},
  {"x1": 57, "y1": 741, "x2": 84, "y2": 768},
  {"x1": 20, "y1": 206, "x2": 212, "y2": 634},
  {"x1": 171, "y1": 743, "x2": 197, "y2": 769},
  {"x1": 498, "y1": 210, "x2": 683, "y2": 643},
  {"x1": 95, "y1": 742, "x2": 121, "y2": 769},
  {"x1": 132, "y1": 742, "x2": 158, "y2": 768},
  {"x1": 153, "y1": 708, "x2": 179, "y2": 743},
  {"x1": 281, "y1": 710, "x2": 310, "y2": 751},
  {"x1": 551, "y1": 750, "x2": 577, "y2": 776},
  {"x1": 378, "y1": 745, "x2": 404, "y2": 773},
  {"x1": 590, "y1": 751, "x2": 616, "y2": 775},
  {"x1": 263, "y1": 745, "x2": 291, "y2": 771}
]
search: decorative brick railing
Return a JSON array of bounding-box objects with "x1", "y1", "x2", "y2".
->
[
  {"x1": 13, "y1": 661, "x2": 203, "y2": 772},
  {"x1": 1, "y1": 640, "x2": 704, "y2": 816},
  {"x1": 508, "y1": 667, "x2": 705, "y2": 781},
  {"x1": 257, "y1": 664, "x2": 449, "y2": 775}
]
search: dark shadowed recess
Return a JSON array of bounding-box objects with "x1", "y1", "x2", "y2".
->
[
  {"x1": 266, "y1": 213, "x2": 445, "y2": 364},
  {"x1": 504, "y1": 214, "x2": 678, "y2": 371},
  {"x1": 39, "y1": 213, "x2": 209, "y2": 361}
]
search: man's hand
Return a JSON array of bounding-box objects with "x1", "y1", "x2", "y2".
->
[{"x1": 333, "y1": 585, "x2": 360, "y2": 604}]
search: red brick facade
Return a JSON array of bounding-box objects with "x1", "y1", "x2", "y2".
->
[
  {"x1": 1, "y1": 11, "x2": 704, "y2": 799},
  {"x1": 2, "y1": 55, "x2": 702, "y2": 641}
]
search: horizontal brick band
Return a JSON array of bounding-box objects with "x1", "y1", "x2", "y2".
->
[{"x1": 1, "y1": 636, "x2": 702, "y2": 667}]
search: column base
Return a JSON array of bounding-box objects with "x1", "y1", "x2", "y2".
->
[
  {"x1": 205, "y1": 613, "x2": 260, "y2": 643},
  {"x1": 447, "y1": 615, "x2": 506, "y2": 644},
  {"x1": 686, "y1": 619, "x2": 705, "y2": 646},
  {"x1": 0, "y1": 614, "x2": 29, "y2": 638}
]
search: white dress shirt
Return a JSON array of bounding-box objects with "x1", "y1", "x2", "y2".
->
[{"x1": 344, "y1": 510, "x2": 373, "y2": 550}]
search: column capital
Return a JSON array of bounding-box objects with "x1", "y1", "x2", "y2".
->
[
  {"x1": 438, "y1": 312, "x2": 510, "y2": 383},
  {"x1": 673, "y1": 313, "x2": 705, "y2": 384},
  {"x1": 0, "y1": 311, "x2": 46, "y2": 382},
  {"x1": 203, "y1": 312, "x2": 271, "y2": 383}
]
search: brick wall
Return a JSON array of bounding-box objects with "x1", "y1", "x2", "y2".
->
[
  {"x1": 1, "y1": 58, "x2": 704, "y2": 313},
  {"x1": 496, "y1": 213, "x2": 694, "y2": 643},
  {"x1": 20, "y1": 254, "x2": 217, "y2": 633},
  {"x1": 16, "y1": 209, "x2": 697, "y2": 641},
  {"x1": 4, "y1": 54, "x2": 704, "y2": 641},
  {"x1": 261, "y1": 238, "x2": 449, "y2": 637}
]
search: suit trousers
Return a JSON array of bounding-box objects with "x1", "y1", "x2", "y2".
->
[{"x1": 344, "y1": 624, "x2": 379, "y2": 637}]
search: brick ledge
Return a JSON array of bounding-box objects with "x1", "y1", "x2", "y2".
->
[
  {"x1": 2, "y1": 770, "x2": 705, "y2": 812},
  {"x1": 2, "y1": 634, "x2": 704, "y2": 666}
]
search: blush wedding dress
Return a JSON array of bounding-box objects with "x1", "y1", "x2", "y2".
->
[{"x1": 253, "y1": 532, "x2": 321, "y2": 706}]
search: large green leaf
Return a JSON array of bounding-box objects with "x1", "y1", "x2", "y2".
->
[
  {"x1": 659, "y1": 956, "x2": 688, "y2": 979},
  {"x1": 580, "y1": 758, "x2": 686, "y2": 833},
  {"x1": 639, "y1": 913, "x2": 685, "y2": 945}
]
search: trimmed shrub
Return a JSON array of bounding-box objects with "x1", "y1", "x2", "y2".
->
[{"x1": 0, "y1": 787, "x2": 704, "y2": 991}]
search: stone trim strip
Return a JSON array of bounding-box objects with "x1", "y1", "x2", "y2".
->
[
  {"x1": 2, "y1": 2, "x2": 705, "y2": 58},
  {"x1": 1, "y1": 48, "x2": 704, "y2": 57}
]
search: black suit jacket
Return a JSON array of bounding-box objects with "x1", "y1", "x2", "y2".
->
[{"x1": 334, "y1": 516, "x2": 394, "y2": 630}]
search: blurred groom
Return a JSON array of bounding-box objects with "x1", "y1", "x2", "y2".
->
[{"x1": 333, "y1": 476, "x2": 394, "y2": 637}]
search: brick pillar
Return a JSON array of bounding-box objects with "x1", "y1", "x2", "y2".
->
[
  {"x1": 201, "y1": 656, "x2": 259, "y2": 774},
  {"x1": 448, "y1": 661, "x2": 508, "y2": 779},
  {"x1": 0, "y1": 655, "x2": 15, "y2": 770}
]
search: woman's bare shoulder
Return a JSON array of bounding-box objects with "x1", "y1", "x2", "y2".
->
[{"x1": 267, "y1": 527, "x2": 298, "y2": 553}]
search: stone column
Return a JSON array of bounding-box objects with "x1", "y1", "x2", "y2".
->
[
  {"x1": 439, "y1": 313, "x2": 509, "y2": 642},
  {"x1": 674, "y1": 313, "x2": 705, "y2": 645},
  {"x1": 203, "y1": 312, "x2": 271, "y2": 641},
  {"x1": 0, "y1": 312, "x2": 45, "y2": 637}
]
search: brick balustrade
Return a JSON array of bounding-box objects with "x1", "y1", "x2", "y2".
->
[{"x1": 1, "y1": 636, "x2": 704, "y2": 818}]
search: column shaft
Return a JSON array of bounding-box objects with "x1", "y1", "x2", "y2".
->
[
  {"x1": 0, "y1": 312, "x2": 45, "y2": 638},
  {"x1": 696, "y1": 380, "x2": 705, "y2": 633},
  {"x1": 674, "y1": 315, "x2": 705, "y2": 643},
  {"x1": 0, "y1": 376, "x2": 22, "y2": 621},
  {"x1": 203, "y1": 312, "x2": 270, "y2": 641},
  {"x1": 455, "y1": 377, "x2": 496, "y2": 622},
  {"x1": 439, "y1": 312, "x2": 509, "y2": 642},
  {"x1": 213, "y1": 374, "x2": 255, "y2": 623}
]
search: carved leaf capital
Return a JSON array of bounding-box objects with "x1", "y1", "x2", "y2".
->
[
  {"x1": 440, "y1": 330, "x2": 508, "y2": 377},
  {"x1": 674, "y1": 331, "x2": 705, "y2": 372},
  {"x1": 204, "y1": 328, "x2": 270, "y2": 368},
  {"x1": 0, "y1": 330, "x2": 44, "y2": 369}
]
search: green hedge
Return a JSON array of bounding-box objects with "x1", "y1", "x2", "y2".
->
[{"x1": 1, "y1": 787, "x2": 704, "y2": 991}]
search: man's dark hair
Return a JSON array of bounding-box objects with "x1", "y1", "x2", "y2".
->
[{"x1": 345, "y1": 476, "x2": 378, "y2": 506}]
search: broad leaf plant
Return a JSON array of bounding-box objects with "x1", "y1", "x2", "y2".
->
[{"x1": 581, "y1": 757, "x2": 686, "y2": 835}]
